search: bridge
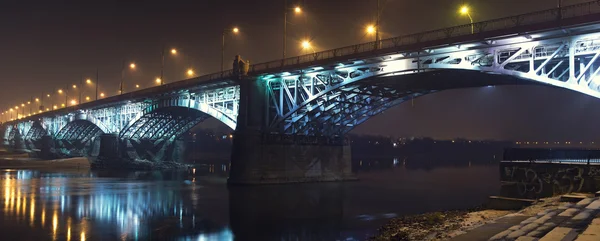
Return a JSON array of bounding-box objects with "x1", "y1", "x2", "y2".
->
[{"x1": 3, "y1": 1, "x2": 600, "y2": 184}]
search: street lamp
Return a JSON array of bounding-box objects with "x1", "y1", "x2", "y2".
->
[
  {"x1": 135, "y1": 84, "x2": 140, "y2": 89},
  {"x1": 283, "y1": 2, "x2": 302, "y2": 59},
  {"x1": 187, "y1": 69, "x2": 195, "y2": 77},
  {"x1": 120, "y1": 61, "x2": 136, "y2": 94},
  {"x1": 460, "y1": 5, "x2": 474, "y2": 34},
  {"x1": 155, "y1": 78, "x2": 162, "y2": 85},
  {"x1": 160, "y1": 47, "x2": 177, "y2": 85},
  {"x1": 100, "y1": 93, "x2": 105, "y2": 98},
  {"x1": 222, "y1": 27, "x2": 240, "y2": 73},
  {"x1": 301, "y1": 40, "x2": 315, "y2": 54},
  {"x1": 366, "y1": 25, "x2": 376, "y2": 35}
]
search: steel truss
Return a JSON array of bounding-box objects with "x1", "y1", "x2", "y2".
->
[
  {"x1": 120, "y1": 107, "x2": 211, "y2": 141},
  {"x1": 24, "y1": 121, "x2": 47, "y2": 140},
  {"x1": 264, "y1": 31, "x2": 600, "y2": 135},
  {"x1": 56, "y1": 120, "x2": 103, "y2": 142}
]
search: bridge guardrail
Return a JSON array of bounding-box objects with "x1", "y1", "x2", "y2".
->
[{"x1": 248, "y1": 1, "x2": 600, "y2": 74}]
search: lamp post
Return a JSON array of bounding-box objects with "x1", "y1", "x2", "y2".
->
[
  {"x1": 120, "y1": 61, "x2": 136, "y2": 94},
  {"x1": 460, "y1": 5, "x2": 474, "y2": 34},
  {"x1": 283, "y1": 2, "x2": 302, "y2": 59},
  {"x1": 222, "y1": 27, "x2": 240, "y2": 74},
  {"x1": 94, "y1": 68, "x2": 99, "y2": 100},
  {"x1": 160, "y1": 47, "x2": 177, "y2": 85},
  {"x1": 375, "y1": 0, "x2": 380, "y2": 49}
]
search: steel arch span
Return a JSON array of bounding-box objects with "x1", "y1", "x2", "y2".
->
[
  {"x1": 54, "y1": 120, "x2": 105, "y2": 156},
  {"x1": 119, "y1": 106, "x2": 215, "y2": 162},
  {"x1": 263, "y1": 31, "x2": 600, "y2": 136},
  {"x1": 120, "y1": 106, "x2": 214, "y2": 141}
]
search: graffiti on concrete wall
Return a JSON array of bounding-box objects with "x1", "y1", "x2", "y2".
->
[{"x1": 501, "y1": 163, "x2": 600, "y2": 198}]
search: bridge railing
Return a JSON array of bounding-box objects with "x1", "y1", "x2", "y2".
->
[{"x1": 248, "y1": 0, "x2": 600, "y2": 74}]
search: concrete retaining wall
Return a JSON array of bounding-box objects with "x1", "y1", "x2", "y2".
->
[{"x1": 500, "y1": 162, "x2": 600, "y2": 198}]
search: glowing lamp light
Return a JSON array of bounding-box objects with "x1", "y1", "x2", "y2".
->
[
  {"x1": 72, "y1": 85, "x2": 77, "y2": 89},
  {"x1": 53, "y1": 105, "x2": 57, "y2": 109},
  {"x1": 129, "y1": 63, "x2": 136, "y2": 69},
  {"x1": 187, "y1": 69, "x2": 194, "y2": 76},
  {"x1": 100, "y1": 93, "x2": 105, "y2": 97},
  {"x1": 460, "y1": 6, "x2": 469, "y2": 15},
  {"x1": 232, "y1": 27, "x2": 239, "y2": 33},
  {"x1": 35, "y1": 98, "x2": 39, "y2": 102},
  {"x1": 301, "y1": 40, "x2": 311, "y2": 49},
  {"x1": 170, "y1": 49, "x2": 177, "y2": 54},
  {"x1": 70, "y1": 100, "x2": 77, "y2": 105},
  {"x1": 135, "y1": 84, "x2": 140, "y2": 88},
  {"x1": 86, "y1": 79, "x2": 92, "y2": 84},
  {"x1": 85, "y1": 96, "x2": 90, "y2": 101},
  {"x1": 61, "y1": 104, "x2": 65, "y2": 107},
  {"x1": 366, "y1": 25, "x2": 376, "y2": 34},
  {"x1": 294, "y1": 6, "x2": 302, "y2": 13},
  {"x1": 155, "y1": 78, "x2": 162, "y2": 84}
]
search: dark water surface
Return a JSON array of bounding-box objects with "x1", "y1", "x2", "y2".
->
[{"x1": 0, "y1": 160, "x2": 499, "y2": 241}]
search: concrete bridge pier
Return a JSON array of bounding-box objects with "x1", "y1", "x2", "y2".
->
[
  {"x1": 97, "y1": 133, "x2": 120, "y2": 164},
  {"x1": 39, "y1": 135, "x2": 58, "y2": 159},
  {"x1": 229, "y1": 76, "x2": 355, "y2": 185}
]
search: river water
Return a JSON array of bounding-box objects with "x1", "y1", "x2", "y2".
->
[{"x1": 0, "y1": 159, "x2": 499, "y2": 241}]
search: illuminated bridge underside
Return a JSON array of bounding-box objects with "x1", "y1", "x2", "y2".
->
[
  {"x1": 266, "y1": 31, "x2": 600, "y2": 135},
  {"x1": 120, "y1": 107, "x2": 212, "y2": 141},
  {"x1": 120, "y1": 107, "x2": 215, "y2": 161}
]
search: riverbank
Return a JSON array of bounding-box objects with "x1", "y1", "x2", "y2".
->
[
  {"x1": 0, "y1": 156, "x2": 90, "y2": 169},
  {"x1": 370, "y1": 196, "x2": 565, "y2": 241}
]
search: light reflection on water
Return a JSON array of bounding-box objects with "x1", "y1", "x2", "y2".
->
[
  {"x1": 0, "y1": 159, "x2": 500, "y2": 241},
  {"x1": 1, "y1": 170, "x2": 233, "y2": 241}
]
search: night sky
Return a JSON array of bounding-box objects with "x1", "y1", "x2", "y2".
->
[{"x1": 1, "y1": 0, "x2": 598, "y2": 141}]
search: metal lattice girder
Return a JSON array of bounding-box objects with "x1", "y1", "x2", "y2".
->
[
  {"x1": 263, "y1": 31, "x2": 600, "y2": 135},
  {"x1": 24, "y1": 121, "x2": 47, "y2": 140},
  {"x1": 56, "y1": 120, "x2": 103, "y2": 142},
  {"x1": 145, "y1": 87, "x2": 240, "y2": 130},
  {"x1": 120, "y1": 107, "x2": 211, "y2": 141}
]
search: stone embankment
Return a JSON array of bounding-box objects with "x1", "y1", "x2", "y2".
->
[
  {"x1": 488, "y1": 195, "x2": 600, "y2": 241},
  {"x1": 371, "y1": 194, "x2": 600, "y2": 241}
]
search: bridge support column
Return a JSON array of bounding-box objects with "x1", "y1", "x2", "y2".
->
[
  {"x1": 229, "y1": 76, "x2": 355, "y2": 185},
  {"x1": 39, "y1": 135, "x2": 58, "y2": 159},
  {"x1": 97, "y1": 133, "x2": 119, "y2": 162},
  {"x1": 229, "y1": 132, "x2": 355, "y2": 184}
]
